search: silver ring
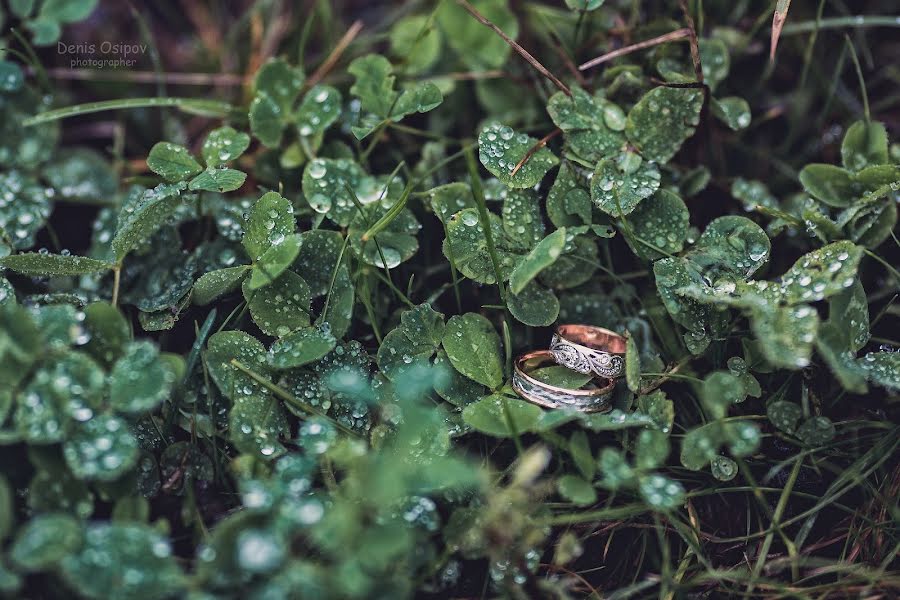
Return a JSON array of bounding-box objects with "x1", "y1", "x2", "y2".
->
[
  {"x1": 513, "y1": 350, "x2": 614, "y2": 413},
  {"x1": 549, "y1": 324, "x2": 627, "y2": 379}
]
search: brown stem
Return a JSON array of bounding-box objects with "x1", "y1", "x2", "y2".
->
[
  {"x1": 305, "y1": 19, "x2": 364, "y2": 90},
  {"x1": 456, "y1": 0, "x2": 571, "y2": 96},
  {"x1": 510, "y1": 129, "x2": 561, "y2": 177},
  {"x1": 579, "y1": 28, "x2": 692, "y2": 71},
  {"x1": 678, "y1": 0, "x2": 704, "y2": 83}
]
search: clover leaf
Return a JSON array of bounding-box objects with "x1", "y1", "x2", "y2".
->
[
  {"x1": 591, "y1": 152, "x2": 661, "y2": 217},
  {"x1": 626, "y1": 87, "x2": 704, "y2": 163},
  {"x1": 478, "y1": 122, "x2": 558, "y2": 188},
  {"x1": 442, "y1": 313, "x2": 504, "y2": 389}
]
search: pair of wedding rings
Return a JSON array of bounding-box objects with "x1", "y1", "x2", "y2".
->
[{"x1": 512, "y1": 325, "x2": 626, "y2": 413}]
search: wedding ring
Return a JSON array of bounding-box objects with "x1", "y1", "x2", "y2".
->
[
  {"x1": 550, "y1": 324, "x2": 627, "y2": 378},
  {"x1": 512, "y1": 350, "x2": 615, "y2": 413}
]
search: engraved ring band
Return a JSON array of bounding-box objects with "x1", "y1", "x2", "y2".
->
[
  {"x1": 549, "y1": 324, "x2": 627, "y2": 379},
  {"x1": 512, "y1": 350, "x2": 615, "y2": 413}
]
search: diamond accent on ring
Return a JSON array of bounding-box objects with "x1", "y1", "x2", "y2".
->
[{"x1": 550, "y1": 334, "x2": 625, "y2": 378}]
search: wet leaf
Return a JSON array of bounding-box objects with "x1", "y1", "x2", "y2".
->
[
  {"x1": 146, "y1": 142, "x2": 201, "y2": 182},
  {"x1": 508, "y1": 281, "x2": 559, "y2": 326},
  {"x1": 750, "y1": 303, "x2": 819, "y2": 369},
  {"x1": 710, "y1": 455, "x2": 738, "y2": 481},
  {"x1": 244, "y1": 269, "x2": 312, "y2": 336},
  {"x1": 0, "y1": 252, "x2": 114, "y2": 275},
  {"x1": 248, "y1": 233, "x2": 303, "y2": 290},
  {"x1": 443, "y1": 209, "x2": 517, "y2": 284},
  {"x1": 301, "y1": 158, "x2": 365, "y2": 226},
  {"x1": 60, "y1": 523, "x2": 185, "y2": 600},
  {"x1": 201, "y1": 126, "x2": 250, "y2": 167},
  {"x1": 205, "y1": 331, "x2": 271, "y2": 401},
  {"x1": 10, "y1": 513, "x2": 82, "y2": 571},
  {"x1": 841, "y1": 120, "x2": 888, "y2": 171},
  {"x1": 111, "y1": 183, "x2": 185, "y2": 262},
  {"x1": 711, "y1": 96, "x2": 751, "y2": 131},
  {"x1": 295, "y1": 85, "x2": 342, "y2": 137},
  {"x1": 462, "y1": 395, "x2": 542, "y2": 437},
  {"x1": 268, "y1": 325, "x2": 337, "y2": 370},
  {"x1": 546, "y1": 163, "x2": 590, "y2": 227},
  {"x1": 192, "y1": 265, "x2": 250, "y2": 305},
  {"x1": 254, "y1": 58, "x2": 304, "y2": 110},
  {"x1": 478, "y1": 122, "x2": 558, "y2": 188},
  {"x1": 389, "y1": 15, "x2": 442, "y2": 74},
  {"x1": 626, "y1": 87, "x2": 704, "y2": 163},
  {"x1": 569, "y1": 430, "x2": 595, "y2": 479},
  {"x1": 796, "y1": 416, "x2": 835, "y2": 446},
  {"x1": 442, "y1": 313, "x2": 503, "y2": 389},
  {"x1": 767, "y1": 401, "x2": 802, "y2": 434},
  {"x1": 242, "y1": 191, "x2": 295, "y2": 261},
  {"x1": 108, "y1": 341, "x2": 174, "y2": 414},
  {"x1": 778, "y1": 241, "x2": 862, "y2": 304},
  {"x1": 624, "y1": 189, "x2": 688, "y2": 260},
  {"x1": 547, "y1": 87, "x2": 625, "y2": 162},
  {"x1": 637, "y1": 474, "x2": 684, "y2": 510},
  {"x1": 635, "y1": 429, "x2": 668, "y2": 470},
  {"x1": 858, "y1": 352, "x2": 900, "y2": 391},
  {"x1": 799, "y1": 164, "x2": 855, "y2": 207},
  {"x1": 229, "y1": 393, "x2": 288, "y2": 459},
  {"x1": 591, "y1": 152, "x2": 661, "y2": 217},
  {"x1": 625, "y1": 333, "x2": 640, "y2": 393},
  {"x1": 0, "y1": 171, "x2": 52, "y2": 249},
  {"x1": 509, "y1": 228, "x2": 566, "y2": 294},
  {"x1": 188, "y1": 167, "x2": 247, "y2": 193},
  {"x1": 63, "y1": 414, "x2": 139, "y2": 481}
]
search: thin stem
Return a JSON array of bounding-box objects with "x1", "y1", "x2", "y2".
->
[{"x1": 579, "y1": 28, "x2": 691, "y2": 71}]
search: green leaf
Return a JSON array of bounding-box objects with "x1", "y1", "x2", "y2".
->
[
  {"x1": 254, "y1": 57, "x2": 304, "y2": 109},
  {"x1": 301, "y1": 158, "x2": 365, "y2": 226},
  {"x1": 626, "y1": 87, "x2": 704, "y2": 163},
  {"x1": 637, "y1": 391, "x2": 674, "y2": 433},
  {"x1": 428, "y1": 182, "x2": 475, "y2": 224},
  {"x1": 60, "y1": 524, "x2": 185, "y2": 600},
  {"x1": 557, "y1": 475, "x2": 597, "y2": 506},
  {"x1": 731, "y1": 178, "x2": 778, "y2": 211},
  {"x1": 564, "y1": 0, "x2": 604, "y2": 9},
  {"x1": 710, "y1": 456, "x2": 738, "y2": 481},
  {"x1": 711, "y1": 96, "x2": 751, "y2": 131},
  {"x1": 295, "y1": 85, "x2": 342, "y2": 137},
  {"x1": 389, "y1": 15, "x2": 442, "y2": 74},
  {"x1": 188, "y1": 167, "x2": 247, "y2": 193},
  {"x1": 0, "y1": 172, "x2": 52, "y2": 249},
  {"x1": 392, "y1": 82, "x2": 443, "y2": 119},
  {"x1": 750, "y1": 303, "x2": 819, "y2": 369},
  {"x1": 0, "y1": 60, "x2": 25, "y2": 92},
  {"x1": 598, "y1": 448, "x2": 634, "y2": 489},
  {"x1": 508, "y1": 281, "x2": 559, "y2": 326},
  {"x1": 268, "y1": 325, "x2": 337, "y2": 370},
  {"x1": 546, "y1": 87, "x2": 625, "y2": 162},
  {"x1": 546, "y1": 163, "x2": 591, "y2": 227},
  {"x1": 680, "y1": 422, "x2": 722, "y2": 470},
  {"x1": 443, "y1": 209, "x2": 517, "y2": 284},
  {"x1": 778, "y1": 241, "x2": 863, "y2": 304},
  {"x1": 796, "y1": 416, "x2": 835, "y2": 446},
  {"x1": 111, "y1": 183, "x2": 185, "y2": 262},
  {"x1": 108, "y1": 341, "x2": 174, "y2": 414},
  {"x1": 146, "y1": 142, "x2": 201, "y2": 182},
  {"x1": 45, "y1": 149, "x2": 117, "y2": 204},
  {"x1": 436, "y1": 0, "x2": 518, "y2": 70},
  {"x1": 625, "y1": 333, "x2": 641, "y2": 393},
  {"x1": 509, "y1": 228, "x2": 566, "y2": 294},
  {"x1": 841, "y1": 120, "x2": 889, "y2": 171},
  {"x1": 0, "y1": 476, "x2": 11, "y2": 541},
  {"x1": 248, "y1": 233, "x2": 303, "y2": 290},
  {"x1": 858, "y1": 352, "x2": 900, "y2": 391},
  {"x1": 799, "y1": 164, "x2": 855, "y2": 207},
  {"x1": 63, "y1": 414, "x2": 139, "y2": 481},
  {"x1": 0, "y1": 252, "x2": 114, "y2": 276},
  {"x1": 242, "y1": 191, "x2": 296, "y2": 261},
  {"x1": 229, "y1": 393, "x2": 288, "y2": 458},
  {"x1": 635, "y1": 429, "x2": 669, "y2": 470},
  {"x1": 461, "y1": 394, "x2": 542, "y2": 437},
  {"x1": 348, "y1": 205, "x2": 421, "y2": 269},
  {"x1": 39, "y1": 0, "x2": 97, "y2": 22},
  {"x1": 624, "y1": 189, "x2": 689, "y2": 260},
  {"x1": 192, "y1": 265, "x2": 250, "y2": 305},
  {"x1": 691, "y1": 215, "x2": 771, "y2": 280},
  {"x1": 249, "y1": 93, "x2": 284, "y2": 147},
  {"x1": 349, "y1": 54, "x2": 399, "y2": 119},
  {"x1": 244, "y1": 269, "x2": 311, "y2": 336},
  {"x1": 10, "y1": 513, "x2": 82, "y2": 571},
  {"x1": 205, "y1": 331, "x2": 270, "y2": 401},
  {"x1": 202, "y1": 126, "x2": 250, "y2": 167},
  {"x1": 478, "y1": 122, "x2": 558, "y2": 188},
  {"x1": 767, "y1": 401, "x2": 802, "y2": 434},
  {"x1": 591, "y1": 152, "x2": 661, "y2": 217},
  {"x1": 569, "y1": 430, "x2": 595, "y2": 479},
  {"x1": 442, "y1": 313, "x2": 504, "y2": 389},
  {"x1": 637, "y1": 474, "x2": 684, "y2": 510}
]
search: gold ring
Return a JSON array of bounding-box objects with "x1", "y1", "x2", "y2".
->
[
  {"x1": 550, "y1": 324, "x2": 627, "y2": 379},
  {"x1": 512, "y1": 350, "x2": 615, "y2": 412}
]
